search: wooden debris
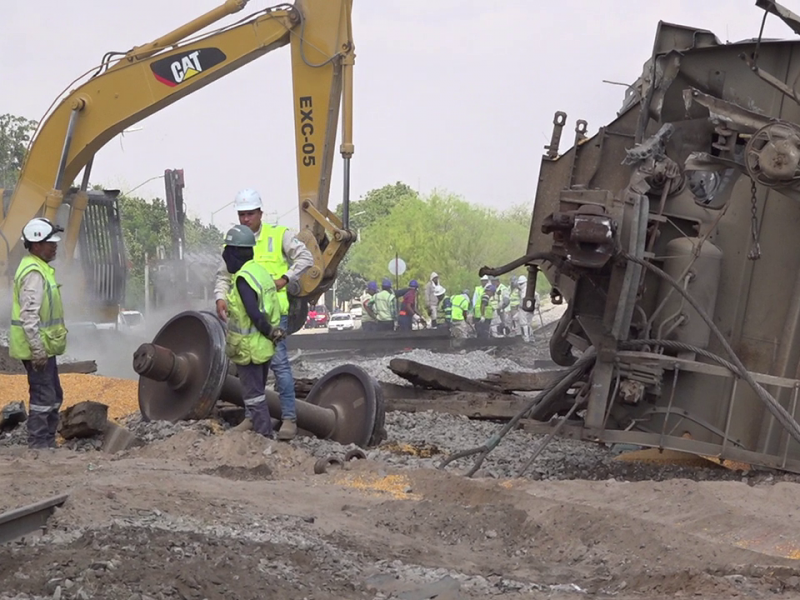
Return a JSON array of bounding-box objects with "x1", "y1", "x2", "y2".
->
[
  {"x1": 0, "y1": 401, "x2": 27, "y2": 431},
  {"x1": 482, "y1": 368, "x2": 572, "y2": 392},
  {"x1": 386, "y1": 391, "x2": 527, "y2": 420},
  {"x1": 388, "y1": 358, "x2": 503, "y2": 393},
  {"x1": 58, "y1": 360, "x2": 98, "y2": 374},
  {"x1": 58, "y1": 401, "x2": 109, "y2": 439},
  {"x1": 102, "y1": 421, "x2": 140, "y2": 453}
]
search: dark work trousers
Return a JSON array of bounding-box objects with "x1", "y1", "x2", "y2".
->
[
  {"x1": 397, "y1": 314, "x2": 413, "y2": 331},
  {"x1": 475, "y1": 320, "x2": 492, "y2": 339},
  {"x1": 361, "y1": 321, "x2": 376, "y2": 332},
  {"x1": 376, "y1": 321, "x2": 395, "y2": 332},
  {"x1": 237, "y1": 360, "x2": 274, "y2": 437},
  {"x1": 23, "y1": 356, "x2": 63, "y2": 449}
]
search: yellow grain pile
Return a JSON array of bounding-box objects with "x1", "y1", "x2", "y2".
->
[{"x1": 0, "y1": 373, "x2": 139, "y2": 420}]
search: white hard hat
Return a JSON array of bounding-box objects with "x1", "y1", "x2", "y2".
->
[
  {"x1": 434, "y1": 284, "x2": 446, "y2": 296},
  {"x1": 480, "y1": 274, "x2": 489, "y2": 282},
  {"x1": 234, "y1": 188, "x2": 263, "y2": 211},
  {"x1": 517, "y1": 275, "x2": 528, "y2": 285},
  {"x1": 22, "y1": 218, "x2": 62, "y2": 244}
]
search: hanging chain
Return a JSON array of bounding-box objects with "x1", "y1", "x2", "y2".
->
[{"x1": 748, "y1": 178, "x2": 761, "y2": 261}]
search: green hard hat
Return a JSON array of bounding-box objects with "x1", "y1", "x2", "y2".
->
[{"x1": 224, "y1": 224, "x2": 256, "y2": 247}]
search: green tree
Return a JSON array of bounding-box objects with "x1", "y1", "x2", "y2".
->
[
  {"x1": 332, "y1": 182, "x2": 419, "y2": 301},
  {"x1": 347, "y1": 190, "x2": 535, "y2": 299},
  {"x1": 0, "y1": 114, "x2": 38, "y2": 188},
  {"x1": 334, "y1": 269, "x2": 366, "y2": 306},
  {"x1": 335, "y1": 181, "x2": 417, "y2": 230}
]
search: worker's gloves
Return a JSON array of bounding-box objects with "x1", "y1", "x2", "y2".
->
[
  {"x1": 479, "y1": 318, "x2": 486, "y2": 324},
  {"x1": 31, "y1": 349, "x2": 48, "y2": 371},
  {"x1": 269, "y1": 328, "x2": 287, "y2": 344}
]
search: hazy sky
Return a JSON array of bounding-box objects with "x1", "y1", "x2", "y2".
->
[{"x1": 2, "y1": 1, "x2": 796, "y2": 231}]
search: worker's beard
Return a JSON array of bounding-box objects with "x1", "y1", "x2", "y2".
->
[{"x1": 222, "y1": 246, "x2": 254, "y2": 274}]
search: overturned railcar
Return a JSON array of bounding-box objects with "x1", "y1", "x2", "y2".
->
[{"x1": 512, "y1": 2, "x2": 800, "y2": 472}]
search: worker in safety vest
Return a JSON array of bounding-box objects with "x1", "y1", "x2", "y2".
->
[
  {"x1": 472, "y1": 275, "x2": 489, "y2": 314},
  {"x1": 424, "y1": 272, "x2": 441, "y2": 327},
  {"x1": 449, "y1": 289, "x2": 472, "y2": 339},
  {"x1": 9, "y1": 218, "x2": 68, "y2": 449},
  {"x1": 441, "y1": 290, "x2": 452, "y2": 324},
  {"x1": 433, "y1": 285, "x2": 446, "y2": 324},
  {"x1": 222, "y1": 224, "x2": 285, "y2": 437},
  {"x1": 373, "y1": 278, "x2": 397, "y2": 331},
  {"x1": 214, "y1": 189, "x2": 314, "y2": 440},
  {"x1": 509, "y1": 277, "x2": 521, "y2": 336},
  {"x1": 360, "y1": 281, "x2": 379, "y2": 332},
  {"x1": 475, "y1": 284, "x2": 496, "y2": 339},
  {"x1": 515, "y1": 275, "x2": 536, "y2": 342},
  {"x1": 491, "y1": 275, "x2": 511, "y2": 337}
]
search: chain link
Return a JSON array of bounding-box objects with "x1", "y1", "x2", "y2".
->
[{"x1": 748, "y1": 179, "x2": 761, "y2": 261}]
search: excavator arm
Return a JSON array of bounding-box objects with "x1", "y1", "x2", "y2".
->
[{"x1": 0, "y1": 0, "x2": 355, "y2": 312}]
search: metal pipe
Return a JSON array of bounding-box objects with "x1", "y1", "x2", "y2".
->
[
  {"x1": 54, "y1": 107, "x2": 81, "y2": 190},
  {"x1": 340, "y1": 49, "x2": 354, "y2": 230},
  {"x1": 341, "y1": 158, "x2": 350, "y2": 229},
  {"x1": 127, "y1": 0, "x2": 249, "y2": 61},
  {"x1": 218, "y1": 374, "x2": 337, "y2": 438},
  {"x1": 80, "y1": 157, "x2": 94, "y2": 191}
]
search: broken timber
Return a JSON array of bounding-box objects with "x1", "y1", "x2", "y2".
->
[
  {"x1": 482, "y1": 368, "x2": 572, "y2": 392},
  {"x1": 384, "y1": 390, "x2": 529, "y2": 420},
  {"x1": 58, "y1": 360, "x2": 98, "y2": 374},
  {"x1": 58, "y1": 401, "x2": 109, "y2": 439},
  {"x1": 389, "y1": 358, "x2": 504, "y2": 393}
]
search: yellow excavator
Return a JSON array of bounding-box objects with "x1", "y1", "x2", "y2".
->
[{"x1": 0, "y1": 0, "x2": 355, "y2": 332}]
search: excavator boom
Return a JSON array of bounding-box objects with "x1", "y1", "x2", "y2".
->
[{"x1": 0, "y1": 0, "x2": 354, "y2": 325}]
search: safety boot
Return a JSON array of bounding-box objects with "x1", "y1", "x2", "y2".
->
[
  {"x1": 278, "y1": 419, "x2": 297, "y2": 441},
  {"x1": 231, "y1": 417, "x2": 253, "y2": 432}
]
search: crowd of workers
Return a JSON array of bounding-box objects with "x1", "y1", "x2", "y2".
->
[{"x1": 357, "y1": 272, "x2": 540, "y2": 341}]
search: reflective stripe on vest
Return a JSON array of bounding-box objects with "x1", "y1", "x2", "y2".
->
[
  {"x1": 480, "y1": 294, "x2": 495, "y2": 319},
  {"x1": 9, "y1": 255, "x2": 67, "y2": 360},
  {"x1": 472, "y1": 285, "x2": 483, "y2": 309},
  {"x1": 226, "y1": 261, "x2": 281, "y2": 365},
  {"x1": 450, "y1": 294, "x2": 469, "y2": 322},
  {"x1": 253, "y1": 225, "x2": 290, "y2": 316},
  {"x1": 361, "y1": 294, "x2": 376, "y2": 322},
  {"x1": 373, "y1": 290, "x2": 396, "y2": 321}
]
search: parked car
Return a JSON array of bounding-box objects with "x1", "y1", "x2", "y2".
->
[
  {"x1": 328, "y1": 312, "x2": 355, "y2": 332},
  {"x1": 349, "y1": 301, "x2": 363, "y2": 319}
]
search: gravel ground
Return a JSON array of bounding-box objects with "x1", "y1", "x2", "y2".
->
[
  {"x1": 11, "y1": 408, "x2": 777, "y2": 486},
  {"x1": 294, "y1": 347, "x2": 533, "y2": 385}
]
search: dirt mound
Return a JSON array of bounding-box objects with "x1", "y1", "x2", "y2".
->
[
  {"x1": 202, "y1": 464, "x2": 273, "y2": 480},
  {"x1": 0, "y1": 525, "x2": 362, "y2": 600},
  {"x1": 126, "y1": 429, "x2": 312, "y2": 475}
]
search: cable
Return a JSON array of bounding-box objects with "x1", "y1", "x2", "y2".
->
[
  {"x1": 291, "y1": 7, "x2": 341, "y2": 69},
  {"x1": 516, "y1": 398, "x2": 582, "y2": 478},
  {"x1": 479, "y1": 252, "x2": 564, "y2": 278},
  {"x1": 437, "y1": 348, "x2": 596, "y2": 477},
  {"x1": 622, "y1": 252, "x2": 800, "y2": 446}
]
